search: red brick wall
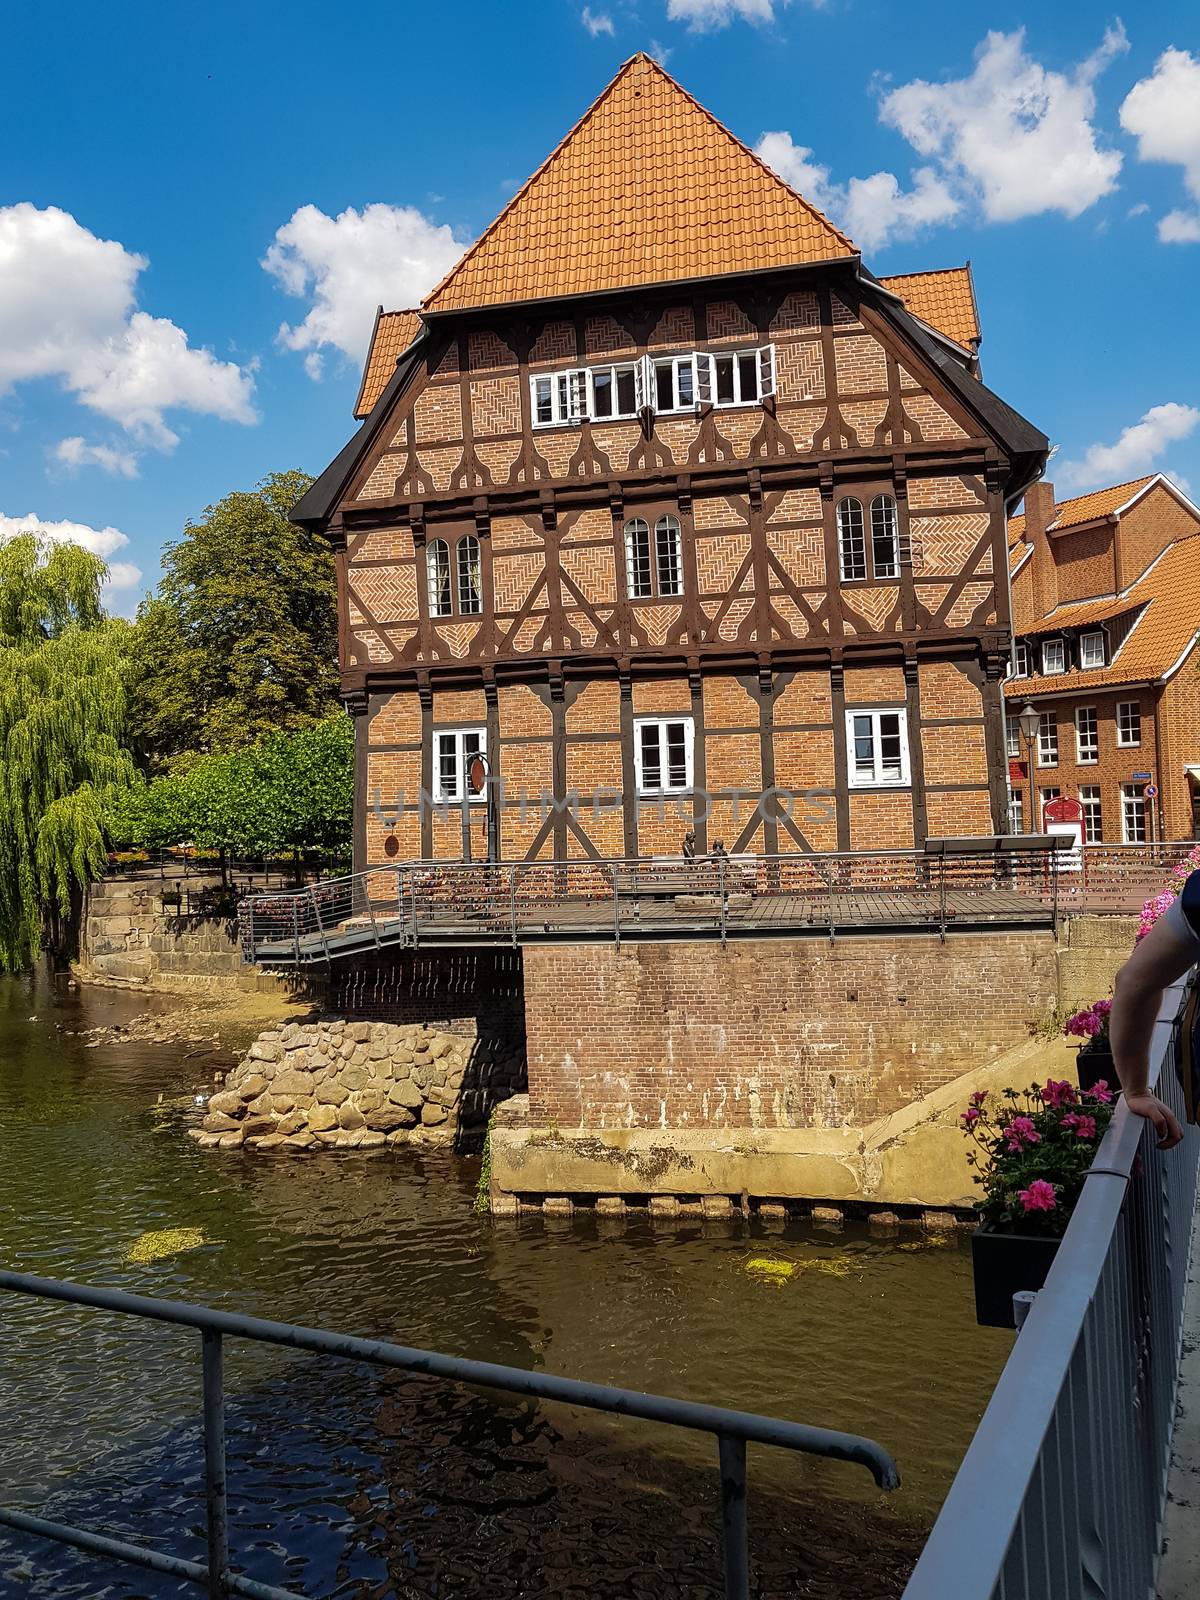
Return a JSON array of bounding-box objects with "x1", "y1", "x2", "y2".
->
[
  {"x1": 1008, "y1": 687, "x2": 1161, "y2": 840},
  {"x1": 523, "y1": 933, "x2": 1058, "y2": 1130}
]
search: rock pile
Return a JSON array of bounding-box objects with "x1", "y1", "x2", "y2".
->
[{"x1": 188, "y1": 1019, "x2": 511, "y2": 1153}]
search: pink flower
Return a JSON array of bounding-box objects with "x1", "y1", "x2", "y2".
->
[
  {"x1": 1093, "y1": 1000, "x2": 1112, "y2": 1018},
  {"x1": 1072, "y1": 1115, "x2": 1097, "y2": 1140},
  {"x1": 1018, "y1": 1179, "x2": 1057, "y2": 1212},
  {"x1": 1084, "y1": 1082, "x2": 1113, "y2": 1103},
  {"x1": 1042, "y1": 1079, "x2": 1077, "y2": 1108},
  {"x1": 1066, "y1": 1008, "x2": 1102, "y2": 1038},
  {"x1": 1005, "y1": 1116, "x2": 1041, "y2": 1152},
  {"x1": 961, "y1": 1108, "x2": 982, "y2": 1126},
  {"x1": 969, "y1": 1090, "x2": 989, "y2": 1107}
]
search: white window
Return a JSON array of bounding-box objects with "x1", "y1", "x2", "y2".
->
[
  {"x1": 1121, "y1": 783, "x2": 1147, "y2": 844},
  {"x1": 426, "y1": 539, "x2": 452, "y2": 618},
  {"x1": 1079, "y1": 632, "x2": 1105, "y2": 670},
  {"x1": 1042, "y1": 639, "x2": 1065, "y2": 675},
  {"x1": 1037, "y1": 711, "x2": 1058, "y2": 767},
  {"x1": 1039, "y1": 787, "x2": 1062, "y2": 825},
  {"x1": 456, "y1": 534, "x2": 482, "y2": 615},
  {"x1": 870, "y1": 495, "x2": 901, "y2": 579},
  {"x1": 1079, "y1": 785, "x2": 1103, "y2": 844},
  {"x1": 589, "y1": 362, "x2": 639, "y2": 420},
  {"x1": 1009, "y1": 793, "x2": 1025, "y2": 833},
  {"x1": 634, "y1": 716, "x2": 693, "y2": 794},
  {"x1": 531, "y1": 349, "x2": 775, "y2": 426},
  {"x1": 624, "y1": 514, "x2": 683, "y2": 600},
  {"x1": 652, "y1": 353, "x2": 703, "y2": 412},
  {"x1": 432, "y1": 728, "x2": 486, "y2": 803},
  {"x1": 1013, "y1": 641, "x2": 1031, "y2": 678},
  {"x1": 846, "y1": 709, "x2": 910, "y2": 788},
  {"x1": 837, "y1": 497, "x2": 866, "y2": 581},
  {"x1": 1116, "y1": 700, "x2": 1141, "y2": 747},
  {"x1": 532, "y1": 372, "x2": 571, "y2": 426},
  {"x1": 1075, "y1": 706, "x2": 1098, "y2": 765},
  {"x1": 1005, "y1": 719, "x2": 1019, "y2": 759}
]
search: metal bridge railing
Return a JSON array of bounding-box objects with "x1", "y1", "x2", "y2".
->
[
  {"x1": 902, "y1": 972, "x2": 1200, "y2": 1600},
  {"x1": 0, "y1": 1273, "x2": 899, "y2": 1600}
]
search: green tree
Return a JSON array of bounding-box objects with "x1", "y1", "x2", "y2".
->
[
  {"x1": 127, "y1": 469, "x2": 335, "y2": 768},
  {"x1": 0, "y1": 535, "x2": 136, "y2": 969}
]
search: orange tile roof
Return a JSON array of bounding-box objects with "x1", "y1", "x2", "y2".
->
[
  {"x1": 1004, "y1": 538, "x2": 1200, "y2": 695},
  {"x1": 879, "y1": 267, "x2": 979, "y2": 349},
  {"x1": 1008, "y1": 476, "x2": 1155, "y2": 546},
  {"x1": 422, "y1": 53, "x2": 856, "y2": 315},
  {"x1": 353, "y1": 308, "x2": 423, "y2": 418}
]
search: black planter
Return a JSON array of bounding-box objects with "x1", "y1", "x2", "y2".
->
[
  {"x1": 971, "y1": 1227, "x2": 1061, "y2": 1328},
  {"x1": 1076, "y1": 1044, "x2": 1120, "y2": 1094}
]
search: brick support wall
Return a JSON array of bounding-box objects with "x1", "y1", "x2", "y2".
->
[{"x1": 522, "y1": 933, "x2": 1058, "y2": 1132}]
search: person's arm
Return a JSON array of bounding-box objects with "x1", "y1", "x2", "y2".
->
[{"x1": 1110, "y1": 890, "x2": 1200, "y2": 1149}]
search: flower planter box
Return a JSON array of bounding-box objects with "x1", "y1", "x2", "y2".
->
[
  {"x1": 971, "y1": 1227, "x2": 1061, "y2": 1329},
  {"x1": 1076, "y1": 1045, "x2": 1120, "y2": 1095}
]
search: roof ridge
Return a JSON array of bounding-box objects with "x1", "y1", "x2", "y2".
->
[
  {"x1": 880, "y1": 265, "x2": 971, "y2": 282},
  {"x1": 1051, "y1": 474, "x2": 1155, "y2": 514},
  {"x1": 422, "y1": 54, "x2": 855, "y2": 313}
]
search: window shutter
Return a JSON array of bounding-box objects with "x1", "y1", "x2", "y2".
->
[
  {"x1": 567, "y1": 368, "x2": 589, "y2": 421},
  {"x1": 756, "y1": 344, "x2": 777, "y2": 398},
  {"x1": 693, "y1": 352, "x2": 713, "y2": 406},
  {"x1": 634, "y1": 354, "x2": 652, "y2": 415}
]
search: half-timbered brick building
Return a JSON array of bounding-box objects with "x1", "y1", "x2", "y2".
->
[{"x1": 294, "y1": 54, "x2": 1049, "y2": 872}]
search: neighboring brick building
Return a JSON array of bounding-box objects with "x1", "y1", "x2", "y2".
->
[
  {"x1": 294, "y1": 53, "x2": 1048, "y2": 871},
  {"x1": 1005, "y1": 474, "x2": 1200, "y2": 843}
]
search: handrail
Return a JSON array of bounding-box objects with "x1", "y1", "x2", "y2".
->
[
  {"x1": 902, "y1": 972, "x2": 1199, "y2": 1599},
  {"x1": 0, "y1": 1272, "x2": 898, "y2": 1600}
]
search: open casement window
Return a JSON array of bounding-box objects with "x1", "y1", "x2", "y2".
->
[
  {"x1": 870, "y1": 496, "x2": 901, "y2": 579},
  {"x1": 624, "y1": 515, "x2": 683, "y2": 600},
  {"x1": 634, "y1": 716, "x2": 693, "y2": 794},
  {"x1": 433, "y1": 728, "x2": 486, "y2": 804},
  {"x1": 846, "y1": 709, "x2": 910, "y2": 788},
  {"x1": 426, "y1": 539, "x2": 453, "y2": 618},
  {"x1": 590, "y1": 363, "x2": 638, "y2": 420},
  {"x1": 533, "y1": 348, "x2": 776, "y2": 424}
]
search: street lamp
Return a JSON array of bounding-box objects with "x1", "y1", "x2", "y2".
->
[{"x1": 1018, "y1": 702, "x2": 1041, "y2": 833}]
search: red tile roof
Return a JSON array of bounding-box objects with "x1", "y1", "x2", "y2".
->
[
  {"x1": 879, "y1": 267, "x2": 980, "y2": 349},
  {"x1": 353, "y1": 308, "x2": 423, "y2": 419}
]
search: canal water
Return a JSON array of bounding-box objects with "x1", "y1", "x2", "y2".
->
[{"x1": 0, "y1": 970, "x2": 1011, "y2": 1598}]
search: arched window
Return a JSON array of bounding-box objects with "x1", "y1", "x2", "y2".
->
[
  {"x1": 870, "y1": 495, "x2": 900, "y2": 579},
  {"x1": 426, "y1": 539, "x2": 452, "y2": 617},
  {"x1": 837, "y1": 498, "x2": 866, "y2": 582},
  {"x1": 654, "y1": 515, "x2": 682, "y2": 597},
  {"x1": 457, "y1": 534, "x2": 482, "y2": 615},
  {"x1": 624, "y1": 517, "x2": 652, "y2": 599}
]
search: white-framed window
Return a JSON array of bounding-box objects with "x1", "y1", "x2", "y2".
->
[
  {"x1": 1037, "y1": 711, "x2": 1058, "y2": 767},
  {"x1": 870, "y1": 495, "x2": 901, "y2": 579},
  {"x1": 634, "y1": 716, "x2": 694, "y2": 794},
  {"x1": 1079, "y1": 785, "x2": 1103, "y2": 844},
  {"x1": 530, "y1": 348, "x2": 775, "y2": 427},
  {"x1": 1121, "y1": 783, "x2": 1147, "y2": 844},
  {"x1": 1079, "y1": 631, "x2": 1105, "y2": 670},
  {"x1": 846, "y1": 709, "x2": 910, "y2": 788},
  {"x1": 457, "y1": 534, "x2": 482, "y2": 615},
  {"x1": 426, "y1": 538, "x2": 452, "y2": 618},
  {"x1": 1042, "y1": 638, "x2": 1065, "y2": 675},
  {"x1": 837, "y1": 497, "x2": 866, "y2": 581},
  {"x1": 624, "y1": 514, "x2": 683, "y2": 600},
  {"x1": 1009, "y1": 792, "x2": 1025, "y2": 833},
  {"x1": 1116, "y1": 700, "x2": 1142, "y2": 747},
  {"x1": 1005, "y1": 719, "x2": 1019, "y2": 759},
  {"x1": 1039, "y1": 786, "x2": 1062, "y2": 826},
  {"x1": 432, "y1": 728, "x2": 486, "y2": 803},
  {"x1": 1012, "y1": 641, "x2": 1031, "y2": 678},
  {"x1": 1075, "y1": 706, "x2": 1098, "y2": 764}
]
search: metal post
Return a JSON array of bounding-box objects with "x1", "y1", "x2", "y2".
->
[
  {"x1": 718, "y1": 857, "x2": 728, "y2": 947},
  {"x1": 717, "y1": 1434, "x2": 750, "y2": 1600},
  {"x1": 290, "y1": 898, "x2": 299, "y2": 965},
  {"x1": 613, "y1": 872, "x2": 621, "y2": 948},
  {"x1": 509, "y1": 865, "x2": 519, "y2": 948},
  {"x1": 201, "y1": 1329, "x2": 229, "y2": 1600},
  {"x1": 937, "y1": 853, "x2": 947, "y2": 943},
  {"x1": 460, "y1": 787, "x2": 472, "y2": 863}
]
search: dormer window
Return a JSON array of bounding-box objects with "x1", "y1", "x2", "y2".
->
[
  {"x1": 1079, "y1": 631, "x2": 1105, "y2": 670},
  {"x1": 1042, "y1": 638, "x2": 1065, "y2": 675},
  {"x1": 1013, "y1": 641, "x2": 1031, "y2": 678}
]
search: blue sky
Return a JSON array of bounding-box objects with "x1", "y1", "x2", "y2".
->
[{"x1": 3, "y1": 0, "x2": 1199, "y2": 610}]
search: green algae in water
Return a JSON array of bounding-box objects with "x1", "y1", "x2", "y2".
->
[{"x1": 125, "y1": 1228, "x2": 210, "y2": 1265}]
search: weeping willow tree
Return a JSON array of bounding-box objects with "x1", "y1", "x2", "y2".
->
[{"x1": 0, "y1": 535, "x2": 136, "y2": 969}]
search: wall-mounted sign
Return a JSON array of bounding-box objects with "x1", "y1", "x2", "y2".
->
[{"x1": 1131, "y1": 771, "x2": 1152, "y2": 782}]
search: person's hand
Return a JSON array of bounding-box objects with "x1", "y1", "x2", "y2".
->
[{"x1": 1124, "y1": 1092, "x2": 1185, "y2": 1150}]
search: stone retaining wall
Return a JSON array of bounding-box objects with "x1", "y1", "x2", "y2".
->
[{"x1": 190, "y1": 1018, "x2": 524, "y2": 1153}]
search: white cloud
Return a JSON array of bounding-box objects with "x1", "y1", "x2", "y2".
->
[
  {"x1": 667, "y1": 0, "x2": 778, "y2": 30},
  {"x1": 1159, "y1": 210, "x2": 1200, "y2": 244},
  {"x1": 881, "y1": 26, "x2": 1127, "y2": 223},
  {"x1": 1056, "y1": 403, "x2": 1200, "y2": 490},
  {"x1": 0, "y1": 509, "x2": 144, "y2": 602},
  {"x1": 581, "y1": 6, "x2": 614, "y2": 35},
  {"x1": 1120, "y1": 47, "x2": 1200, "y2": 243},
  {"x1": 755, "y1": 132, "x2": 959, "y2": 250},
  {"x1": 51, "y1": 436, "x2": 140, "y2": 479},
  {"x1": 1127, "y1": 201, "x2": 1150, "y2": 218},
  {"x1": 263, "y1": 203, "x2": 463, "y2": 374},
  {"x1": 0, "y1": 204, "x2": 256, "y2": 449}
]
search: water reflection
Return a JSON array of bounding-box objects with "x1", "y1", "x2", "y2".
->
[{"x1": 0, "y1": 970, "x2": 1010, "y2": 1596}]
